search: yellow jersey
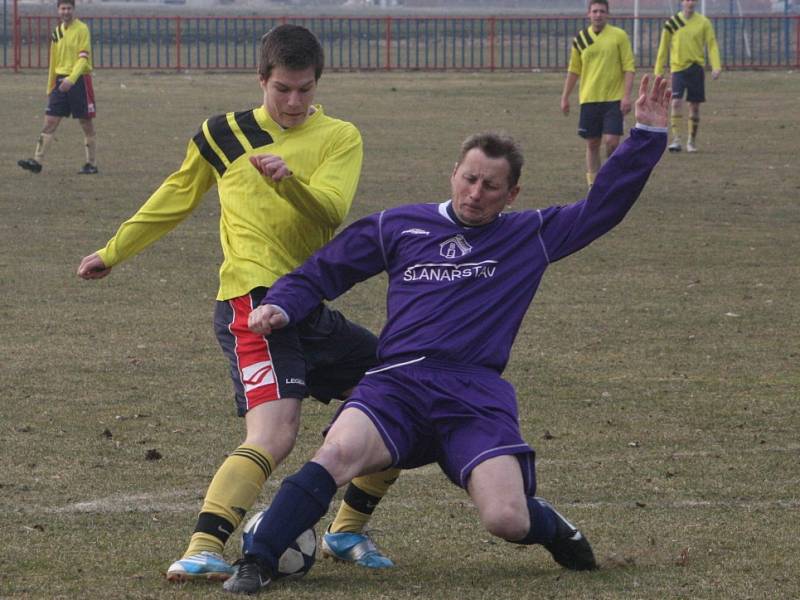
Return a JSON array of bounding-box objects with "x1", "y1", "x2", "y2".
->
[
  {"x1": 567, "y1": 24, "x2": 635, "y2": 104},
  {"x1": 47, "y1": 18, "x2": 92, "y2": 93},
  {"x1": 655, "y1": 11, "x2": 722, "y2": 75},
  {"x1": 96, "y1": 105, "x2": 364, "y2": 300}
]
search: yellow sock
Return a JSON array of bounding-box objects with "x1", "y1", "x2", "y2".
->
[
  {"x1": 670, "y1": 114, "x2": 683, "y2": 141},
  {"x1": 330, "y1": 468, "x2": 401, "y2": 534},
  {"x1": 84, "y1": 134, "x2": 96, "y2": 165},
  {"x1": 34, "y1": 133, "x2": 54, "y2": 162},
  {"x1": 586, "y1": 172, "x2": 596, "y2": 187},
  {"x1": 688, "y1": 116, "x2": 699, "y2": 142},
  {"x1": 184, "y1": 444, "x2": 275, "y2": 557}
]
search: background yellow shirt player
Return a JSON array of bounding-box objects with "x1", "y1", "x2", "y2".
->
[
  {"x1": 654, "y1": 0, "x2": 722, "y2": 153},
  {"x1": 18, "y1": 0, "x2": 98, "y2": 174},
  {"x1": 561, "y1": 0, "x2": 635, "y2": 186}
]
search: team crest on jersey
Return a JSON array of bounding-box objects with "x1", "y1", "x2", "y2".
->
[{"x1": 440, "y1": 234, "x2": 472, "y2": 259}]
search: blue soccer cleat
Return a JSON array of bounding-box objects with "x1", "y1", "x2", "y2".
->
[
  {"x1": 165, "y1": 551, "x2": 235, "y2": 582},
  {"x1": 321, "y1": 526, "x2": 395, "y2": 569}
]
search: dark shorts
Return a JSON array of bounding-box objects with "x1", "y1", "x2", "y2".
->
[
  {"x1": 340, "y1": 358, "x2": 537, "y2": 492},
  {"x1": 578, "y1": 101, "x2": 623, "y2": 139},
  {"x1": 46, "y1": 74, "x2": 97, "y2": 119},
  {"x1": 671, "y1": 63, "x2": 706, "y2": 103},
  {"x1": 214, "y1": 287, "x2": 378, "y2": 417}
]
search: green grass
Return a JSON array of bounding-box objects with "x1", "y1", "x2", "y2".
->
[{"x1": 1, "y1": 69, "x2": 798, "y2": 599}]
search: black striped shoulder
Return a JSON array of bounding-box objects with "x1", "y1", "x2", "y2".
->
[
  {"x1": 233, "y1": 110, "x2": 273, "y2": 150},
  {"x1": 51, "y1": 24, "x2": 64, "y2": 43},
  {"x1": 572, "y1": 28, "x2": 595, "y2": 53},
  {"x1": 664, "y1": 12, "x2": 686, "y2": 34},
  {"x1": 192, "y1": 110, "x2": 274, "y2": 176}
]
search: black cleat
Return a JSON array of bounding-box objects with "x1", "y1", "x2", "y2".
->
[
  {"x1": 18, "y1": 158, "x2": 42, "y2": 173},
  {"x1": 78, "y1": 163, "x2": 99, "y2": 174},
  {"x1": 222, "y1": 558, "x2": 272, "y2": 595},
  {"x1": 538, "y1": 498, "x2": 598, "y2": 571}
]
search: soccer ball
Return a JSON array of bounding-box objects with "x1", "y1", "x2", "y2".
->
[{"x1": 241, "y1": 507, "x2": 317, "y2": 580}]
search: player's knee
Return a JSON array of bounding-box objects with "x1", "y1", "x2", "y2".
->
[
  {"x1": 312, "y1": 439, "x2": 364, "y2": 486},
  {"x1": 479, "y1": 500, "x2": 529, "y2": 541}
]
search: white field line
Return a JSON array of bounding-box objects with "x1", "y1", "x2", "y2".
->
[
  {"x1": 12, "y1": 444, "x2": 799, "y2": 516},
  {"x1": 35, "y1": 493, "x2": 800, "y2": 516}
]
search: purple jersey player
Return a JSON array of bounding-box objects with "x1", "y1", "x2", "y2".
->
[{"x1": 222, "y1": 75, "x2": 671, "y2": 594}]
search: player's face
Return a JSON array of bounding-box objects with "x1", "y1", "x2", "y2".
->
[
  {"x1": 57, "y1": 3, "x2": 74, "y2": 24},
  {"x1": 261, "y1": 66, "x2": 317, "y2": 129},
  {"x1": 682, "y1": 0, "x2": 696, "y2": 15},
  {"x1": 588, "y1": 3, "x2": 609, "y2": 31},
  {"x1": 450, "y1": 148, "x2": 520, "y2": 227}
]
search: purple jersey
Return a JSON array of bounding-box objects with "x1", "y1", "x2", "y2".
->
[{"x1": 265, "y1": 128, "x2": 666, "y2": 373}]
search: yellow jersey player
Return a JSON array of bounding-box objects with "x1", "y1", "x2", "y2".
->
[
  {"x1": 561, "y1": 0, "x2": 635, "y2": 187},
  {"x1": 18, "y1": 0, "x2": 97, "y2": 175},
  {"x1": 77, "y1": 25, "x2": 398, "y2": 582},
  {"x1": 655, "y1": 0, "x2": 722, "y2": 153}
]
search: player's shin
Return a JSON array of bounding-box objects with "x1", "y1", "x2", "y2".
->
[
  {"x1": 251, "y1": 461, "x2": 338, "y2": 574},
  {"x1": 185, "y1": 444, "x2": 275, "y2": 556},
  {"x1": 84, "y1": 134, "x2": 96, "y2": 165},
  {"x1": 34, "y1": 133, "x2": 54, "y2": 163},
  {"x1": 331, "y1": 467, "x2": 401, "y2": 533},
  {"x1": 510, "y1": 496, "x2": 557, "y2": 545}
]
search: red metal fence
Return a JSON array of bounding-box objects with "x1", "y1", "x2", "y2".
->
[{"x1": 3, "y1": 14, "x2": 800, "y2": 71}]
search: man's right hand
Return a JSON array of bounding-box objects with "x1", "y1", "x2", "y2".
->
[
  {"x1": 77, "y1": 253, "x2": 112, "y2": 280},
  {"x1": 248, "y1": 304, "x2": 289, "y2": 335},
  {"x1": 560, "y1": 96, "x2": 570, "y2": 116}
]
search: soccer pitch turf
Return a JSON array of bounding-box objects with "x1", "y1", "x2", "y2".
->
[{"x1": 1, "y1": 69, "x2": 798, "y2": 599}]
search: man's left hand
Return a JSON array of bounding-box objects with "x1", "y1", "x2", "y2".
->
[
  {"x1": 58, "y1": 79, "x2": 73, "y2": 93},
  {"x1": 633, "y1": 74, "x2": 671, "y2": 128}
]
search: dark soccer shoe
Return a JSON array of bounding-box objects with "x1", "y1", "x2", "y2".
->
[
  {"x1": 78, "y1": 163, "x2": 99, "y2": 174},
  {"x1": 18, "y1": 158, "x2": 42, "y2": 173},
  {"x1": 222, "y1": 558, "x2": 272, "y2": 595},
  {"x1": 538, "y1": 498, "x2": 598, "y2": 571}
]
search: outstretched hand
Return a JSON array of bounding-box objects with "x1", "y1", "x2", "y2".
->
[{"x1": 634, "y1": 75, "x2": 671, "y2": 128}]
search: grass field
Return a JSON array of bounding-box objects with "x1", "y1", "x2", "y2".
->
[{"x1": 1, "y1": 69, "x2": 798, "y2": 599}]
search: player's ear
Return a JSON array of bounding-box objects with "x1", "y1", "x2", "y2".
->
[{"x1": 506, "y1": 184, "x2": 521, "y2": 207}]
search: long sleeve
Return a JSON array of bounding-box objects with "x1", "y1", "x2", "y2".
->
[
  {"x1": 705, "y1": 21, "x2": 722, "y2": 71},
  {"x1": 538, "y1": 127, "x2": 666, "y2": 263},
  {"x1": 65, "y1": 26, "x2": 91, "y2": 83},
  {"x1": 47, "y1": 42, "x2": 57, "y2": 94},
  {"x1": 654, "y1": 28, "x2": 671, "y2": 76},
  {"x1": 273, "y1": 123, "x2": 363, "y2": 228},
  {"x1": 264, "y1": 213, "x2": 387, "y2": 324},
  {"x1": 96, "y1": 140, "x2": 216, "y2": 267}
]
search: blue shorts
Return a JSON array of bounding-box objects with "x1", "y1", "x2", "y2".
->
[
  {"x1": 671, "y1": 63, "x2": 706, "y2": 103},
  {"x1": 214, "y1": 288, "x2": 378, "y2": 416},
  {"x1": 46, "y1": 74, "x2": 97, "y2": 119},
  {"x1": 578, "y1": 101, "x2": 623, "y2": 138},
  {"x1": 340, "y1": 358, "x2": 537, "y2": 492}
]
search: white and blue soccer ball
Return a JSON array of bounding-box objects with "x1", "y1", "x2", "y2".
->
[{"x1": 241, "y1": 507, "x2": 317, "y2": 580}]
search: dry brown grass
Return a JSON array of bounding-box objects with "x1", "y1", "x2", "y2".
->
[{"x1": 1, "y1": 69, "x2": 798, "y2": 599}]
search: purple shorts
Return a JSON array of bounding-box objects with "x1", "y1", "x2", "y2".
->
[{"x1": 341, "y1": 357, "x2": 537, "y2": 493}]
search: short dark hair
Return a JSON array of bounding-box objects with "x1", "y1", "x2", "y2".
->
[
  {"x1": 457, "y1": 132, "x2": 524, "y2": 188},
  {"x1": 258, "y1": 24, "x2": 324, "y2": 81},
  {"x1": 589, "y1": 0, "x2": 609, "y2": 10},
  {"x1": 57, "y1": 0, "x2": 75, "y2": 6}
]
